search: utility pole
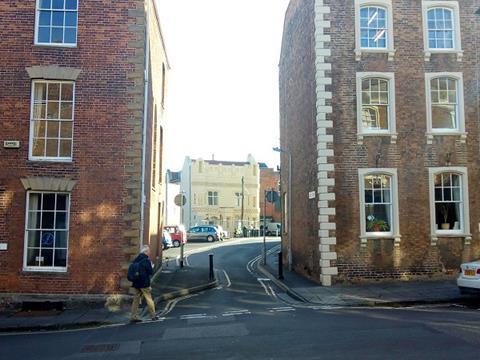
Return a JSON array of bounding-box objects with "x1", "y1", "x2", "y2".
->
[{"x1": 240, "y1": 176, "x2": 245, "y2": 229}]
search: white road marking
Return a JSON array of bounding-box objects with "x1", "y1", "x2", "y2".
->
[
  {"x1": 222, "y1": 309, "x2": 251, "y2": 317},
  {"x1": 222, "y1": 270, "x2": 232, "y2": 287},
  {"x1": 269, "y1": 306, "x2": 295, "y2": 312},
  {"x1": 180, "y1": 313, "x2": 209, "y2": 320}
]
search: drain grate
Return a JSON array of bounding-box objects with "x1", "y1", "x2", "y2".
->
[{"x1": 81, "y1": 344, "x2": 120, "y2": 353}]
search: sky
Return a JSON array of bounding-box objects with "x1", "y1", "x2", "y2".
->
[{"x1": 155, "y1": 0, "x2": 290, "y2": 171}]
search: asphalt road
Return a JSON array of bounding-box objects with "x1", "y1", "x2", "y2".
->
[{"x1": 1, "y1": 237, "x2": 480, "y2": 359}]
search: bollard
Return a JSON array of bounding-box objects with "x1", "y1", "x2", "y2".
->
[
  {"x1": 209, "y1": 254, "x2": 215, "y2": 281},
  {"x1": 180, "y1": 243, "x2": 184, "y2": 268},
  {"x1": 278, "y1": 251, "x2": 284, "y2": 280}
]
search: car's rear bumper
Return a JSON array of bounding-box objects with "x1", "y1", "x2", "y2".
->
[{"x1": 457, "y1": 276, "x2": 480, "y2": 290}]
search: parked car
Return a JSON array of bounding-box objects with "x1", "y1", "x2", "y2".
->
[
  {"x1": 162, "y1": 230, "x2": 173, "y2": 250},
  {"x1": 163, "y1": 225, "x2": 187, "y2": 247},
  {"x1": 187, "y1": 226, "x2": 220, "y2": 242},
  {"x1": 457, "y1": 260, "x2": 480, "y2": 294}
]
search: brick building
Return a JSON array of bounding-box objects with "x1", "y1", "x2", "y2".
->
[
  {"x1": 259, "y1": 164, "x2": 281, "y2": 224},
  {"x1": 279, "y1": 0, "x2": 480, "y2": 285},
  {"x1": 0, "y1": 0, "x2": 169, "y2": 302}
]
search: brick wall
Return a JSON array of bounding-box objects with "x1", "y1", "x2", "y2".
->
[
  {"x1": 279, "y1": 0, "x2": 321, "y2": 281},
  {"x1": 0, "y1": 0, "x2": 162, "y2": 295}
]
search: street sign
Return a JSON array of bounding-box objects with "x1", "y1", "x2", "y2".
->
[
  {"x1": 174, "y1": 194, "x2": 187, "y2": 207},
  {"x1": 266, "y1": 190, "x2": 279, "y2": 203}
]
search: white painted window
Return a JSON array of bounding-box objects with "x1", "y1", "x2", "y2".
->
[
  {"x1": 208, "y1": 191, "x2": 218, "y2": 206},
  {"x1": 425, "y1": 73, "x2": 465, "y2": 136},
  {"x1": 354, "y1": 0, "x2": 395, "y2": 61},
  {"x1": 24, "y1": 192, "x2": 70, "y2": 272},
  {"x1": 422, "y1": 1, "x2": 462, "y2": 61},
  {"x1": 428, "y1": 167, "x2": 470, "y2": 239},
  {"x1": 29, "y1": 80, "x2": 75, "y2": 161},
  {"x1": 356, "y1": 72, "x2": 396, "y2": 141},
  {"x1": 235, "y1": 192, "x2": 241, "y2": 207},
  {"x1": 358, "y1": 169, "x2": 400, "y2": 242},
  {"x1": 35, "y1": 0, "x2": 78, "y2": 46}
]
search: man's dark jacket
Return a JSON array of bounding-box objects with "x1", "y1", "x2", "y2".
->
[{"x1": 131, "y1": 253, "x2": 153, "y2": 289}]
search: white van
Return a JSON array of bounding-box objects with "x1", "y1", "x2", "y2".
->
[{"x1": 261, "y1": 222, "x2": 281, "y2": 236}]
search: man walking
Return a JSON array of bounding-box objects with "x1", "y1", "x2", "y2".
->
[{"x1": 129, "y1": 245, "x2": 160, "y2": 322}]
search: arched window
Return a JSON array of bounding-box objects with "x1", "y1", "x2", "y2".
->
[
  {"x1": 430, "y1": 77, "x2": 458, "y2": 130},
  {"x1": 363, "y1": 174, "x2": 392, "y2": 234},
  {"x1": 361, "y1": 78, "x2": 390, "y2": 131},
  {"x1": 426, "y1": 7, "x2": 454, "y2": 49},
  {"x1": 360, "y1": 6, "x2": 388, "y2": 49},
  {"x1": 433, "y1": 172, "x2": 463, "y2": 231}
]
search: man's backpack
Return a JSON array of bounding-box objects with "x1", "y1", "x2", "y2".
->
[{"x1": 127, "y1": 261, "x2": 141, "y2": 282}]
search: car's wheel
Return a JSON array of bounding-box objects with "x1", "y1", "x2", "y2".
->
[
  {"x1": 266, "y1": 231, "x2": 272, "y2": 236},
  {"x1": 207, "y1": 235, "x2": 214, "y2": 242},
  {"x1": 173, "y1": 240, "x2": 180, "y2": 248}
]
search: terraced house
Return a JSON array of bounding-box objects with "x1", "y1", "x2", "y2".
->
[
  {"x1": 0, "y1": 0, "x2": 169, "y2": 304},
  {"x1": 279, "y1": 0, "x2": 480, "y2": 285}
]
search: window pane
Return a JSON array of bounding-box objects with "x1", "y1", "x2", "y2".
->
[
  {"x1": 56, "y1": 194, "x2": 68, "y2": 210},
  {"x1": 382, "y1": 189, "x2": 391, "y2": 202},
  {"x1": 40, "y1": 0, "x2": 52, "y2": 8},
  {"x1": 39, "y1": 11, "x2": 51, "y2": 25},
  {"x1": 65, "y1": 0, "x2": 77, "y2": 10},
  {"x1": 34, "y1": 83, "x2": 47, "y2": 102},
  {"x1": 42, "y1": 212, "x2": 55, "y2": 229},
  {"x1": 41, "y1": 231, "x2": 55, "y2": 248},
  {"x1": 28, "y1": 231, "x2": 41, "y2": 247},
  {"x1": 28, "y1": 211, "x2": 41, "y2": 229},
  {"x1": 365, "y1": 204, "x2": 391, "y2": 232},
  {"x1": 59, "y1": 139, "x2": 72, "y2": 157},
  {"x1": 443, "y1": 187, "x2": 452, "y2": 201},
  {"x1": 46, "y1": 139, "x2": 59, "y2": 157},
  {"x1": 55, "y1": 231, "x2": 68, "y2": 248},
  {"x1": 452, "y1": 187, "x2": 461, "y2": 201},
  {"x1": 373, "y1": 190, "x2": 382, "y2": 202},
  {"x1": 52, "y1": 0, "x2": 64, "y2": 9},
  {"x1": 32, "y1": 138, "x2": 46, "y2": 156},
  {"x1": 41, "y1": 249, "x2": 53, "y2": 266},
  {"x1": 60, "y1": 121, "x2": 72, "y2": 138},
  {"x1": 56, "y1": 212, "x2": 67, "y2": 229},
  {"x1": 33, "y1": 104, "x2": 47, "y2": 119},
  {"x1": 452, "y1": 174, "x2": 460, "y2": 186},
  {"x1": 47, "y1": 102, "x2": 59, "y2": 119},
  {"x1": 61, "y1": 83, "x2": 74, "y2": 101},
  {"x1": 48, "y1": 83, "x2": 60, "y2": 100},
  {"x1": 54, "y1": 249, "x2": 67, "y2": 267},
  {"x1": 29, "y1": 194, "x2": 42, "y2": 211},
  {"x1": 51, "y1": 27, "x2": 63, "y2": 43},
  {"x1": 51, "y1": 11, "x2": 64, "y2": 26},
  {"x1": 27, "y1": 248, "x2": 40, "y2": 267},
  {"x1": 435, "y1": 187, "x2": 442, "y2": 201},
  {"x1": 64, "y1": 28, "x2": 77, "y2": 44},
  {"x1": 65, "y1": 12, "x2": 77, "y2": 26},
  {"x1": 47, "y1": 120, "x2": 59, "y2": 138},
  {"x1": 432, "y1": 105, "x2": 456, "y2": 129},
  {"x1": 43, "y1": 193, "x2": 56, "y2": 210},
  {"x1": 60, "y1": 103, "x2": 73, "y2": 119}
]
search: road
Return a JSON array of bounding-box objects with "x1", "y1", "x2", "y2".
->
[{"x1": 1, "y1": 237, "x2": 480, "y2": 359}]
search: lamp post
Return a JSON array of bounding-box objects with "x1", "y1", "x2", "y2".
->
[{"x1": 273, "y1": 147, "x2": 292, "y2": 271}]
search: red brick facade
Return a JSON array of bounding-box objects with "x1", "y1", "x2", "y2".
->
[
  {"x1": 259, "y1": 167, "x2": 281, "y2": 223},
  {"x1": 0, "y1": 0, "x2": 167, "y2": 298},
  {"x1": 280, "y1": 0, "x2": 480, "y2": 284}
]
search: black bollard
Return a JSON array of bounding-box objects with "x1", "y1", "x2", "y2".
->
[
  {"x1": 209, "y1": 254, "x2": 215, "y2": 281},
  {"x1": 278, "y1": 251, "x2": 284, "y2": 280}
]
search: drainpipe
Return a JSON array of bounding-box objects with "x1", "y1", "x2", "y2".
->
[{"x1": 139, "y1": 0, "x2": 151, "y2": 249}]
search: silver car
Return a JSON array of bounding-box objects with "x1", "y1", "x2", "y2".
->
[{"x1": 187, "y1": 226, "x2": 220, "y2": 242}]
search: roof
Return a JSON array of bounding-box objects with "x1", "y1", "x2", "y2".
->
[{"x1": 203, "y1": 160, "x2": 249, "y2": 166}]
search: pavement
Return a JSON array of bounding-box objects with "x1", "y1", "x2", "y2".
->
[
  {"x1": 0, "y1": 239, "x2": 476, "y2": 334},
  {"x1": 258, "y1": 245, "x2": 474, "y2": 307}
]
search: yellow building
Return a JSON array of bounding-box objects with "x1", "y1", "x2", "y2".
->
[{"x1": 180, "y1": 155, "x2": 260, "y2": 235}]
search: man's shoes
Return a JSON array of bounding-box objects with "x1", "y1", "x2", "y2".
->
[
  {"x1": 129, "y1": 318, "x2": 142, "y2": 323},
  {"x1": 151, "y1": 315, "x2": 160, "y2": 321}
]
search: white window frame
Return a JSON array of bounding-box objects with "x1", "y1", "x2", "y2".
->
[
  {"x1": 428, "y1": 167, "x2": 471, "y2": 245},
  {"x1": 208, "y1": 191, "x2": 218, "y2": 206},
  {"x1": 23, "y1": 191, "x2": 70, "y2": 273},
  {"x1": 425, "y1": 72, "x2": 466, "y2": 143},
  {"x1": 422, "y1": 1, "x2": 463, "y2": 61},
  {"x1": 354, "y1": 0, "x2": 395, "y2": 61},
  {"x1": 358, "y1": 168, "x2": 401, "y2": 245},
  {"x1": 356, "y1": 72, "x2": 397, "y2": 144},
  {"x1": 29, "y1": 80, "x2": 75, "y2": 162},
  {"x1": 34, "y1": 0, "x2": 78, "y2": 47}
]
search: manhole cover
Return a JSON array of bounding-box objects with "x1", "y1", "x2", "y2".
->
[{"x1": 81, "y1": 344, "x2": 120, "y2": 353}]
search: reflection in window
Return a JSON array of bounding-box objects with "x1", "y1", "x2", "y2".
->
[
  {"x1": 434, "y1": 173, "x2": 462, "y2": 230},
  {"x1": 25, "y1": 192, "x2": 69, "y2": 269},
  {"x1": 360, "y1": 6, "x2": 387, "y2": 48},
  {"x1": 431, "y1": 77, "x2": 457, "y2": 130},
  {"x1": 364, "y1": 174, "x2": 392, "y2": 233},
  {"x1": 361, "y1": 78, "x2": 389, "y2": 131},
  {"x1": 36, "y1": 0, "x2": 78, "y2": 45},
  {"x1": 427, "y1": 7, "x2": 454, "y2": 49}
]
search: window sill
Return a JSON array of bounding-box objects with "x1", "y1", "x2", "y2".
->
[
  {"x1": 355, "y1": 48, "x2": 396, "y2": 62},
  {"x1": 29, "y1": 157, "x2": 73, "y2": 163},
  {"x1": 357, "y1": 132, "x2": 398, "y2": 145},
  {"x1": 424, "y1": 49, "x2": 463, "y2": 62},
  {"x1": 22, "y1": 267, "x2": 68, "y2": 274},
  {"x1": 426, "y1": 132, "x2": 467, "y2": 144},
  {"x1": 33, "y1": 43, "x2": 77, "y2": 49},
  {"x1": 430, "y1": 233, "x2": 472, "y2": 246},
  {"x1": 359, "y1": 234, "x2": 401, "y2": 247}
]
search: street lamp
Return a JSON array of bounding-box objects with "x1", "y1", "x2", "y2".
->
[{"x1": 273, "y1": 146, "x2": 292, "y2": 271}]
